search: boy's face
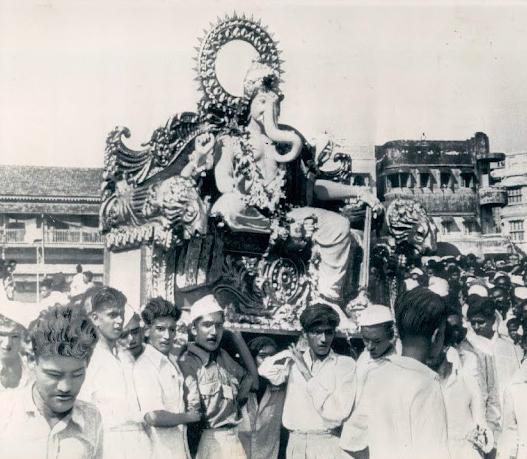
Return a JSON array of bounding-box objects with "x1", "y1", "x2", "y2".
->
[
  {"x1": 33, "y1": 355, "x2": 87, "y2": 415},
  {"x1": 0, "y1": 324, "x2": 22, "y2": 362},
  {"x1": 147, "y1": 317, "x2": 177, "y2": 356},
  {"x1": 192, "y1": 312, "x2": 224, "y2": 352},
  {"x1": 118, "y1": 316, "x2": 144, "y2": 359},
  {"x1": 470, "y1": 314, "x2": 495, "y2": 340},
  {"x1": 361, "y1": 324, "x2": 393, "y2": 359},
  {"x1": 91, "y1": 303, "x2": 124, "y2": 342},
  {"x1": 306, "y1": 324, "x2": 335, "y2": 358},
  {"x1": 255, "y1": 344, "x2": 277, "y2": 367}
]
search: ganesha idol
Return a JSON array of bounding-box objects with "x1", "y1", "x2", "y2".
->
[
  {"x1": 100, "y1": 15, "x2": 390, "y2": 327},
  {"x1": 195, "y1": 61, "x2": 383, "y2": 310}
]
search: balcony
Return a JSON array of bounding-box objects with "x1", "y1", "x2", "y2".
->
[
  {"x1": 478, "y1": 186, "x2": 507, "y2": 206},
  {"x1": 0, "y1": 228, "x2": 103, "y2": 247}
]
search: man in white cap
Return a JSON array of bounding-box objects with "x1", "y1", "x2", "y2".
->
[
  {"x1": 340, "y1": 304, "x2": 395, "y2": 456},
  {"x1": 405, "y1": 268, "x2": 424, "y2": 291},
  {"x1": 178, "y1": 294, "x2": 258, "y2": 459},
  {"x1": 345, "y1": 287, "x2": 450, "y2": 459},
  {"x1": 0, "y1": 313, "x2": 30, "y2": 391}
]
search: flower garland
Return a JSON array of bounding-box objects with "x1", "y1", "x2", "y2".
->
[{"x1": 230, "y1": 132, "x2": 287, "y2": 214}]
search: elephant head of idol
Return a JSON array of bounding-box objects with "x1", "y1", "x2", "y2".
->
[{"x1": 242, "y1": 61, "x2": 302, "y2": 163}]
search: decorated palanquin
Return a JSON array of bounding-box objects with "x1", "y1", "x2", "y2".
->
[{"x1": 100, "y1": 15, "x2": 437, "y2": 333}]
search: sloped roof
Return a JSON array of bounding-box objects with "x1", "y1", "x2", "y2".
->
[{"x1": 0, "y1": 165, "x2": 102, "y2": 199}]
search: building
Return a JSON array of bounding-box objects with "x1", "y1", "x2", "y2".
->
[
  {"x1": 375, "y1": 132, "x2": 512, "y2": 257},
  {"x1": 0, "y1": 165, "x2": 104, "y2": 301},
  {"x1": 491, "y1": 152, "x2": 527, "y2": 253}
]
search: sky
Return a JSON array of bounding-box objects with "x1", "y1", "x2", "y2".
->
[{"x1": 2, "y1": 0, "x2": 527, "y2": 168}]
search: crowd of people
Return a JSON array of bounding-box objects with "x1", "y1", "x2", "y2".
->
[{"x1": 0, "y1": 252, "x2": 526, "y2": 458}]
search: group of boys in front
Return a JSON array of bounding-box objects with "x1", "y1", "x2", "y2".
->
[{"x1": 0, "y1": 279, "x2": 526, "y2": 458}]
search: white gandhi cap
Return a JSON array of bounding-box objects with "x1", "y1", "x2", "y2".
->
[
  {"x1": 358, "y1": 304, "x2": 394, "y2": 327},
  {"x1": 189, "y1": 294, "x2": 223, "y2": 323},
  {"x1": 467, "y1": 284, "x2": 488, "y2": 298}
]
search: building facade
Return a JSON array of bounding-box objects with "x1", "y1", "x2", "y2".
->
[
  {"x1": 491, "y1": 152, "x2": 527, "y2": 253},
  {"x1": 0, "y1": 166, "x2": 104, "y2": 301},
  {"x1": 375, "y1": 132, "x2": 512, "y2": 257}
]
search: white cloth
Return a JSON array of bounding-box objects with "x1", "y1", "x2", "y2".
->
[
  {"x1": 340, "y1": 348, "x2": 395, "y2": 452},
  {"x1": 196, "y1": 427, "x2": 246, "y2": 459},
  {"x1": 467, "y1": 330, "x2": 522, "y2": 406},
  {"x1": 286, "y1": 431, "x2": 345, "y2": 459},
  {"x1": 258, "y1": 349, "x2": 357, "y2": 434},
  {"x1": 440, "y1": 348, "x2": 489, "y2": 459},
  {"x1": 134, "y1": 344, "x2": 190, "y2": 459},
  {"x1": 0, "y1": 384, "x2": 103, "y2": 459},
  {"x1": 70, "y1": 272, "x2": 87, "y2": 296},
  {"x1": 499, "y1": 362, "x2": 527, "y2": 459},
  {"x1": 79, "y1": 340, "x2": 150, "y2": 459},
  {"x1": 354, "y1": 354, "x2": 450, "y2": 459}
]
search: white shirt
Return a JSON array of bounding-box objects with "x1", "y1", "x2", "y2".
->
[
  {"x1": 0, "y1": 384, "x2": 103, "y2": 459},
  {"x1": 499, "y1": 362, "x2": 527, "y2": 459},
  {"x1": 439, "y1": 348, "x2": 489, "y2": 459},
  {"x1": 357, "y1": 354, "x2": 450, "y2": 459},
  {"x1": 133, "y1": 344, "x2": 190, "y2": 459},
  {"x1": 79, "y1": 340, "x2": 142, "y2": 430},
  {"x1": 258, "y1": 349, "x2": 356, "y2": 432}
]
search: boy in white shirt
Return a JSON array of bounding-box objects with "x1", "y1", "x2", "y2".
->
[{"x1": 134, "y1": 297, "x2": 200, "y2": 459}]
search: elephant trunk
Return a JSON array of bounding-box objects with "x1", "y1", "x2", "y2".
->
[{"x1": 262, "y1": 102, "x2": 302, "y2": 163}]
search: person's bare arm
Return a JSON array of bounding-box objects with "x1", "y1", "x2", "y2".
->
[{"x1": 144, "y1": 410, "x2": 201, "y2": 428}]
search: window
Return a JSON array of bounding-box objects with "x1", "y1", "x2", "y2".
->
[
  {"x1": 420, "y1": 173, "x2": 431, "y2": 188},
  {"x1": 388, "y1": 174, "x2": 400, "y2": 188},
  {"x1": 508, "y1": 187, "x2": 522, "y2": 204},
  {"x1": 461, "y1": 173, "x2": 474, "y2": 188},
  {"x1": 440, "y1": 172, "x2": 451, "y2": 188},
  {"x1": 509, "y1": 219, "x2": 524, "y2": 241}
]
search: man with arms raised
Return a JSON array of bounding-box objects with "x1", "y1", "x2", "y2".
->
[
  {"x1": 178, "y1": 294, "x2": 258, "y2": 459},
  {"x1": 354, "y1": 287, "x2": 450, "y2": 459},
  {"x1": 134, "y1": 297, "x2": 200, "y2": 458},
  {"x1": 258, "y1": 303, "x2": 357, "y2": 458},
  {"x1": 0, "y1": 304, "x2": 102, "y2": 458}
]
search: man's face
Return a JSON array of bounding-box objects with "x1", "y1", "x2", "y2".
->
[
  {"x1": 91, "y1": 303, "x2": 124, "y2": 342},
  {"x1": 470, "y1": 314, "x2": 495, "y2": 340},
  {"x1": 361, "y1": 324, "x2": 393, "y2": 359},
  {"x1": 507, "y1": 323, "x2": 521, "y2": 344},
  {"x1": 33, "y1": 355, "x2": 87, "y2": 415},
  {"x1": 510, "y1": 255, "x2": 519, "y2": 266},
  {"x1": 491, "y1": 288, "x2": 508, "y2": 311},
  {"x1": 255, "y1": 344, "x2": 277, "y2": 367},
  {"x1": 426, "y1": 320, "x2": 446, "y2": 369},
  {"x1": 0, "y1": 324, "x2": 22, "y2": 362},
  {"x1": 40, "y1": 286, "x2": 50, "y2": 299},
  {"x1": 192, "y1": 312, "x2": 224, "y2": 352},
  {"x1": 449, "y1": 272, "x2": 460, "y2": 283},
  {"x1": 306, "y1": 325, "x2": 335, "y2": 358},
  {"x1": 83, "y1": 274, "x2": 90, "y2": 284},
  {"x1": 147, "y1": 317, "x2": 177, "y2": 356},
  {"x1": 118, "y1": 316, "x2": 144, "y2": 359}
]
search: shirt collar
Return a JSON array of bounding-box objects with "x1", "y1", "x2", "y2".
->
[
  {"x1": 303, "y1": 349, "x2": 337, "y2": 370},
  {"x1": 187, "y1": 342, "x2": 215, "y2": 366},
  {"x1": 143, "y1": 344, "x2": 172, "y2": 368},
  {"x1": 23, "y1": 384, "x2": 86, "y2": 431}
]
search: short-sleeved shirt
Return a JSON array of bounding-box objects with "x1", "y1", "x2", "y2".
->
[
  {"x1": 0, "y1": 384, "x2": 103, "y2": 459},
  {"x1": 178, "y1": 343, "x2": 247, "y2": 429},
  {"x1": 134, "y1": 344, "x2": 192, "y2": 459}
]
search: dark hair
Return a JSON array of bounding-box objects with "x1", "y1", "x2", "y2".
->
[
  {"x1": 247, "y1": 336, "x2": 278, "y2": 358},
  {"x1": 141, "y1": 297, "x2": 181, "y2": 326},
  {"x1": 299, "y1": 304, "x2": 340, "y2": 332},
  {"x1": 76, "y1": 264, "x2": 83, "y2": 273},
  {"x1": 91, "y1": 286, "x2": 126, "y2": 313},
  {"x1": 507, "y1": 318, "x2": 521, "y2": 329},
  {"x1": 41, "y1": 278, "x2": 53, "y2": 289},
  {"x1": 466, "y1": 297, "x2": 496, "y2": 320},
  {"x1": 83, "y1": 271, "x2": 93, "y2": 282},
  {"x1": 394, "y1": 287, "x2": 447, "y2": 340},
  {"x1": 29, "y1": 304, "x2": 97, "y2": 360}
]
